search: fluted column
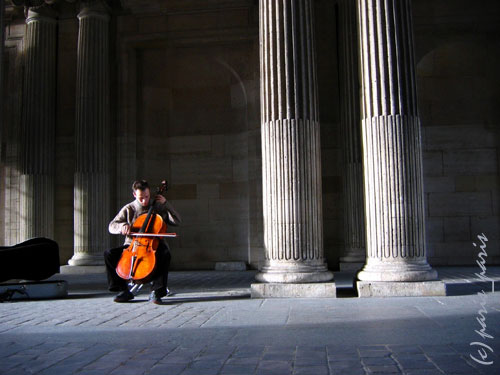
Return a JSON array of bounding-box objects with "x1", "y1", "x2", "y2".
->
[
  {"x1": 0, "y1": 1, "x2": 4, "y2": 143},
  {"x1": 69, "y1": 0, "x2": 110, "y2": 265},
  {"x1": 356, "y1": 0, "x2": 437, "y2": 282},
  {"x1": 338, "y1": 0, "x2": 365, "y2": 265},
  {"x1": 256, "y1": 0, "x2": 333, "y2": 283},
  {"x1": 19, "y1": 5, "x2": 57, "y2": 240}
]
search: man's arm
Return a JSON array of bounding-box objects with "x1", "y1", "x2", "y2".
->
[
  {"x1": 108, "y1": 205, "x2": 132, "y2": 235},
  {"x1": 164, "y1": 200, "x2": 182, "y2": 226},
  {"x1": 154, "y1": 195, "x2": 182, "y2": 226}
]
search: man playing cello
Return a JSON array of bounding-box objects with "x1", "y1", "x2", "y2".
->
[{"x1": 104, "y1": 180, "x2": 182, "y2": 304}]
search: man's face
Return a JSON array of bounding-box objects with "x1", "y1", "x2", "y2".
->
[{"x1": 133, "y1": 188, "x2": 150, "y2": 207}]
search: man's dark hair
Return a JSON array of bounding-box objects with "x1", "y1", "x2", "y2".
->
[{"x1": 132, "y1": 180, "x2": 149, "y2": 192}]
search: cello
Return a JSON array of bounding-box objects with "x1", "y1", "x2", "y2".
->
[{"x1": 116, "y1": 180, "x2": 175, "y2": 283}]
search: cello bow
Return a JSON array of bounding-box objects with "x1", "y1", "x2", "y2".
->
[{"x1": 128, "y1": 232, "x2": 178, "y2": 238}]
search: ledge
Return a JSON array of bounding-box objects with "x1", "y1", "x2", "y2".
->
[
  {"x1": 251, "y1": 282, "x2": 336, "y2": 298},
  {"x1": 357, "y1": 280, "x2": 446, "y2": 297}
]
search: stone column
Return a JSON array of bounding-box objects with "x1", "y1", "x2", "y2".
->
[
  {"x1": 356, "y1": 0, "x2": 443, "y2": 295},
  {"x1": 68, "y1": 0, "x2": 110, "y2": 266},
  {"x1": 338, "y1": 0, "x2": 365, "y2": 268},
  {"x1": 19, "y1": 5, "x2": 57, "y2": 240},
  {"x1": 0, "y1": 0, "x2": 4, "y2": 140},
  {"x1": 254, "y1": 0, "x2": 333, "y2": 288}
]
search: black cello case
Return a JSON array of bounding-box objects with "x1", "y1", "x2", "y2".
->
[{"x1": 0, "y1": 237, "x2": 60, "y2": 283}]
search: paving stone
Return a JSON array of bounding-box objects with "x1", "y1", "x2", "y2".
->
[
  {"x1": 110, "y1": 364, "x2": 153, "y2": 375},
  {"x1": 330, "y1": 368, "x2": 366, "y2": 375},
  {"x1": 393, "y1": 354, "x2": 437, "y2": 370},
  {"x1": 420, "y1": 344, "x2": 458, "y2": 354},
  {"x1": 328, "y1": 360, "x2": 365, "y2": 370},
  {"x1": 195, "y1": 354, "x2": 230, "y2": 364},
  {"x1": 69, "y1": 370, "x2": 111, "y2": 375},
  {"x1": 362, "y1": 357, "x2": 398, "y2": 366},
  {"x1": 477, "y1": 364, "x2": 500, "y2": 375},
  {"x1": 428, "y1": 353, "x2": 469, "y2": 364},
  {"x1": 2, "y1": 354, "x2": 38, "y2": 371},
  {"x1": 146, "y1": 363, "x2": 186, "y2": 375},
  {"x1": 358, "y1": 350, "x2": 392, "y2": 358},
  {"x1": 139, "y1": 346, "x2": 177, "y2": 361},
  {"x1": 295, "y1": 356, "x2": 328, "y2": 366},
  {"x1": 225, "y1": 357, "x2": 260, "y2": 366},
  {"x1": 37, "y1": 347, "x2": 108, "y2": 375},
  {"x1": 403, "y1": 370, "x2": 444, "y2": 375},
  {"x1": 364, "y1": 364, "x2": 401, "y2": 373},
  {"x1": 180, "y1": 367, "x2": 220, "y2": 375},
  {"x1": 159, "y1": 354, "x2": 197, "y2": 364},
  {"x1": 230, "y1": 352, "x2": 264, "y2": 360},
  {"x1": 0, "y1": 269, "x2": 499, "y2": 375},
  {"x1": 431, "y1": 358, "x2": 479, "y2": 374},
  {"x1": 189, "y1": 359, "x2": 225, "y2": 369},
  {"x1": 293, "y1": 365, "x2": 329, "y2": 374},
  {"x1": 220, "y1": 364, "x2": 258, "y2": 374},
  {"x1": 358, "y1": 345, "x2": 389, "y2": 351},
  {"x1": 327, "y1": 347, "x2": 359, "y2": 357},
  {"x1": 388, "y1": 345, "x2": 423, "y2": 355},
  {"x1": 295, "y1": 349, "x2": 327, "y2": 364},
  {"x1": 262, "y1": 352, "x2": 295, "y2": 360},
  {"x1": 4, "y1": 368, "x2": 44, "y2": 375},
  {"x1": 256, "y1": 360, "x2": 293, "y2": 373}
]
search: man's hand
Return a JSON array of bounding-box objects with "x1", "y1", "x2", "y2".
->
[
  {"x1": 155, "y1": 195, "x2": 166, "y2": 205},
  {"x1": 121, "y1": 224, "x2": 131, "y2": 235}
]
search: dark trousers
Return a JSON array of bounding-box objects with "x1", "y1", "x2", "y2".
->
[{"x1": 104, "y1": 242, "x2": 171, "y2": 298}]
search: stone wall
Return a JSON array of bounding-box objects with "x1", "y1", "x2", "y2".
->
[
  {"x1": 414, "y1": 0, "x2": 500, "y2": 265},
  {"x1": 113, "y1": 2, "x2": 262, "y2": 269},
  {"x1": 55, "y1": 16, "x2": 78, "y2": 264},
  {"x1": 316, "y1": 1, "x2": 343, "y2": 269}
]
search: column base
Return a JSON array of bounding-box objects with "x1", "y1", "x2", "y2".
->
[
  {"x1": 255, "y1": 260, "x2": 334, "y2": 283},
  {"x1": 68, "y1": 253, "x2": 104, "y2": 266},
  {"x1": 60, "y1": 265, "x2": 105, "y2": 275},
  {"x1": 357, "y1": 260, "x2": 438, "y2": 282},
  {"x1": 251, "y1": 282, "x2": 336, "y2": 298},
  {"x1": 357, "y1": 280, "x2": 446, "y2": 297},
  {"x1": 255, "y1": 270, "x2": 334, "y2": 283}
]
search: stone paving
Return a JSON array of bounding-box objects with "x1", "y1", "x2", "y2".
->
[{"x1": 0, "y1": 268, "x2": 500, "y2": 375}]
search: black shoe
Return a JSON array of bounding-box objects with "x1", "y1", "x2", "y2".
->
[
  {"x1": 148, "y1": 291, "x2": 162, "y2": 305},
  {"x1": 113, "y1": 290, "x2": 134, "y2": 303}
]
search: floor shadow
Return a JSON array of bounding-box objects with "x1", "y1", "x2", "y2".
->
[
  {"x1": 65, "y1": 292, "x2": 116, "y2": 300},
  {"x1": 116, "y1": 293, "x2": 252, "y2": 305},
  {"x1": 445, "y1": 281, "x2": 497, "y2": 296}
]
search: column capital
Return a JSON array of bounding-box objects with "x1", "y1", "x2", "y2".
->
[
  {"x1": 11, "y1": 1, "x2": 62, "y2": 20},
  {"x1": 25, "y1": 4, "x2": 58, "y2": 22},
  {"x1": 78, "y1": 0, "x2": 111, "y2": 20}
]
